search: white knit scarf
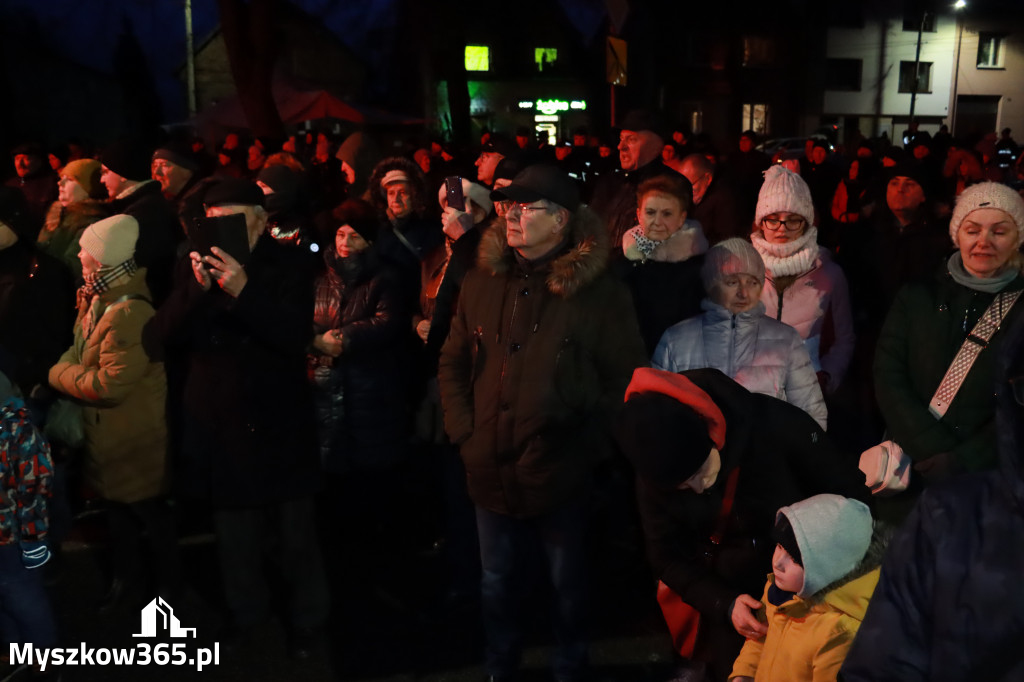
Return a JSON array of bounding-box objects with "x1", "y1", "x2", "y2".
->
[{"x1": 751, "y1": 226, "x2": 819, "y2": 277}]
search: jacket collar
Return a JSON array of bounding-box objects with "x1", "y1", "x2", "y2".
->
[{"x1": 478, "y1": 208, "x2": 610, "y2": 298}]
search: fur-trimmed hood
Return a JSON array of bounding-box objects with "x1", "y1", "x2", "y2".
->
[
  {"x1": 478, "y1": 205, "x2": 610, "y2": 298},
  {"x1": 40, "y1": 199, "x2": 107, "y2": 238}
]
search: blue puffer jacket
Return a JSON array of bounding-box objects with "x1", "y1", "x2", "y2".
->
[
  {"x1": 652, "y1": 299, "x2": 827, "y2": 429},
  {"x1": 839, "y1": 309, "x2": 1024, "y2": 682}
]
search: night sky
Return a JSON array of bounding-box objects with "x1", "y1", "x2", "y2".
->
[{"x1": 2, "y1": 0, "x2": 605, "y2": 123}]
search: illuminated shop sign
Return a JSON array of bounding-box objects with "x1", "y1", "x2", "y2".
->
[{"x1": 517, "y1": 99, "x2": 587, "y2": 114}]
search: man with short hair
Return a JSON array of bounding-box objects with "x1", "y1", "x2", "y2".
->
[
  {"x1": 5, "y1": 143, "x2": 58, "y2": 235},
  {"x1": 841, "y1": 164, "x2": 951, "y2": 333},
  {"x1": 439, "y1": 165, "x2": 646, "y2": 682},
  {"x1": 101, "y1": 141, "x2": 180, "y2": 304},
  {"x1": 475, "y1": 134, "x2": 516, "y2": 188},
  {"x1": 724, "y1": 130, "x2": 771, "y2": 223},
  {"x1": 590, "y1": 109, "x2": 683, "y2": 253},
  {"x1": 679, "y1": 153, "x2": 746, "y2": 245},
  {"x1": 152, "y1": 145, "x2": 200, "y2": 202},
  {"x1": 146, "y1": 178, "x2": 328, "y2": 660}
]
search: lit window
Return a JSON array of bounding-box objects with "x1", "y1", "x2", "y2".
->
[
  {"x1": 742, "y1": 37, "x2": 775, "y2": 67},
  {"x1": 741, "y1": 104, "x2": 770, "y2": 135},
  {"x1": 535, "y1": 48, "x2": 558, "y2": 72},
  {"x1": 465, "y1": 46, "x2": 490, "y2": 71},
  {"x1": 977, "y1": 33, "x2": 1005, "y2": 68},
  {"x1": 898, "y1": 61, "x2": 932, "y2": 93}
]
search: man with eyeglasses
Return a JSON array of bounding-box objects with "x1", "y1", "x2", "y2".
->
[
  {"x1": 439, "y1": 165, "x2": 646, "y2": 682},
  {"x1": 590, "y1": 109, "x2": 684, "y2": 256},
  {"x1": 678, "y1": 153, "x2": 746, "y2": 245}
]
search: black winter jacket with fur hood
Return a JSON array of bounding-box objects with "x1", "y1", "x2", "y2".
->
[{"x1": 438, "y1": 206, "x2": 647, "y2": 518}]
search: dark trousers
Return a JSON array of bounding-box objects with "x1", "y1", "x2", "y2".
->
[
  {"x1": 476, "y1": 496, "x2": 590, "y2": 680},
  {"x1": 214, "y1": 496, "x2": 329, "y2": 630},
  {"x1": 106, "y1": 497, "x2": 181, "y2": 596},
  {"x1": 0, "y1": 544, "x2": 58, "y2": 648}
]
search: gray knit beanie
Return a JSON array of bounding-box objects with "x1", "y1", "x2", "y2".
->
[
  {"x1": 701, "y1": 238, "x2": 766, "y2": 291},
  {"x1": 755, "y1": 165, "x2": 815, "y2": 226},
  {"x1": 949, "y1": 181, "x2": 1024, "y2": 248},
  {"x1": 775, "y1": 494, "x2": 872, "y2": 598},
  {"x1": 80, "y1": 214, "x2": 139, "y2": 266}
]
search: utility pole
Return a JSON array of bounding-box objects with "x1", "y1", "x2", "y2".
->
[
  {"x1": 908, "y1": 11, "x2": 928, "y2": 125},
  {"x1": 185, "y1": 0, "x2": 197, "y2": 116}
]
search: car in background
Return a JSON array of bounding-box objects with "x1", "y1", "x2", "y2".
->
[{"x1": 758, "y1": 135, "x2": 835, "y2": 161}]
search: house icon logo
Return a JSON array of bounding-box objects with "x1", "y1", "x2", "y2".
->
[{"x1": 132, "y1": 597, "x2": 197, "y2": 638}]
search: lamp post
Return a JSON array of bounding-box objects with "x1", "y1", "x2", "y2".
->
[
  {"x1": 908, "y1": 11, "x2": 929, "y2": 126},
  {"x1": 950, "y1": 0, "x2": 967, "y2": 135}
]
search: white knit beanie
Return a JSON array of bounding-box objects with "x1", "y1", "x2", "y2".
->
[
  {"x1": 754, "y1": 165, "x2": 815, "y2": 226},
  {"x1": 776, "y1": 494, "x2": 872, "y2": 598},
  {"x1": 701, "y1": 237, "x2": 765, "y2": 290},
  {"x1": 80, "y1": 214, "x2": 139, "y2": 266},
  {"x1": 948, "y1": 182, "x2": 1024, "y2": 248}
]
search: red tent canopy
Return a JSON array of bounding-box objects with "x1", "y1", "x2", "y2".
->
[{"x1": 197, "y1": 82, "x2": 424, "y2": 129}]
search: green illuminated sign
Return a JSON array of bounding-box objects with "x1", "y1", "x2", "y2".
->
[{"x1": 517, "y1": 99, "x2": 587, "y2": 115}]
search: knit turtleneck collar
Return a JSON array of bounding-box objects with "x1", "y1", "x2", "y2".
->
[
  {"x1": 752, "y1": 226, "x2": 820, "y2": 277},
  {"x1": 947, "y1": 252, "x2": 1020, "y2": 294}
]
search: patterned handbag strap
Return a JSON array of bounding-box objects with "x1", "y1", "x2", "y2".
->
[{"x1": 929, "y1": 288, "x2": 1023, "y2": 419}]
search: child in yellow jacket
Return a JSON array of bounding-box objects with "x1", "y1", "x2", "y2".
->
[{"x1": 730, "y1": 494, "x2": 884, "y2": 682}]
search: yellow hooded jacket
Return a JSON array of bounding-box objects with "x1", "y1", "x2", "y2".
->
[{"x1": 730, "y1": 568, "x2": 880, "y2": 682}]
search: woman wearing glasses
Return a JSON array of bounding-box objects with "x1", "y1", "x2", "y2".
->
[{"x1": 751, "y1": 166, "x2": 855, "y2": 407}]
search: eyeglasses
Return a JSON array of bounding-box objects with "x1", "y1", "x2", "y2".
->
[
  {"x1": 762, "y1": 217, "x2": 806, "y2": 232},
  {"x1": 506, "y1": 202, "x2": 547, "y2": 216}
]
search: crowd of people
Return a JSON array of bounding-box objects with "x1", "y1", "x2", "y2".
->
[{"x1": 1, "y1": 110, "x2": 1023, "y2": 682}]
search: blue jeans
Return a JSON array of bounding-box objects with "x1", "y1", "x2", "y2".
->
[
  {"x1": 476, "y1": 497, "x2": 590, "y2": 680},
  {"x1": 0, "y1": 544, "x2": 58, "y2": 648}
]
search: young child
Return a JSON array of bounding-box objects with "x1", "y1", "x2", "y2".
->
[
  {"x1": 0, "y1": 367, "x2": 58, "y2": 656},
  {"x1": 730, "y1": 494, "x2": 883, "y2": 682}
]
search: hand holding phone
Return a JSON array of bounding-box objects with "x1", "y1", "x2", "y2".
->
[{"x1": 445, "y1": 176, "x2": 465, "y2": 212}]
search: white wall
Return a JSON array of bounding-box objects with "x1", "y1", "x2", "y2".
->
[{"x1": 825, "y1": 13, "x2": 957, "y2": 119}]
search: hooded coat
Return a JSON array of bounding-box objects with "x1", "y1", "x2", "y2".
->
[
  {"x1": 653, "y1": 300, "x2": 827, "y2": 429},
  {"x1": 628, "y1": 369, "x2": 869, "y2": 625},
  {"x1": 37, "y1": 200, "x2": 108, "y2": 278},
  {"x1": 438, "y1": 206, "x2": 647, "y2": 518},
  {"x1": 730, "y1": 534, "x2": 886, "y2": 682},
  {"x1": 759, "y1": 246, "x2": 855, "y2": 393},
  {"x1": 874, "y1": 271, "x2": 1024, "y2": 472},
  {"x1": 839, "y1": 311, "x2": 1024, "y2": 682},
  {"x1": 48, "y1": 269, "x2": 167, "y2": 503},
  {"x1": 308, "y1": 247, "x2": 410, "y2": 472}
]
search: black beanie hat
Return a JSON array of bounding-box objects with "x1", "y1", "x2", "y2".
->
[
  {"x1": 101, "y1": 139, "x2": 154, "y2": 182},
  {"x1": 153, "y1": 138, "x2": 202, "y2": 174},
  {"x1": 331, "y1": 198, "x2": 379, "y2": 244},
  {"x1": 887, "y1": 162, "x2": 932, "y2": 196},
  {"x1": 771, "y1": 513, "x2": 803, "y2": 567},
  {"x1": 613, "y1": 392, "x2": 715, "y2": 490},
  {"x1": 204, "y1": 178, "x2": 266, "y2": 208}
]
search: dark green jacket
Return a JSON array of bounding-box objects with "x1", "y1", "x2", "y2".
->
[
  {"x1": 874, "y1": 270, "x2": 1024, "y2": 472},
  {"x1": 438, "y1": 212, "x2": 647, "y2": 518}
]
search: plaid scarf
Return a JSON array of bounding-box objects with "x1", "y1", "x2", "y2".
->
[{"x1": 77, "y1": 259, "x2": 137, "y2": 313}]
